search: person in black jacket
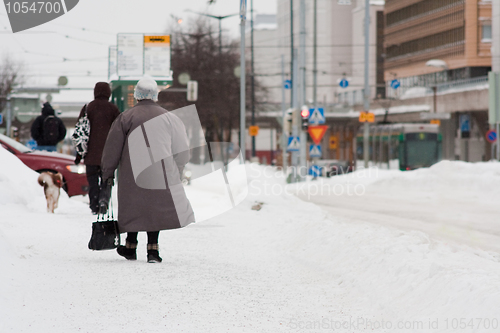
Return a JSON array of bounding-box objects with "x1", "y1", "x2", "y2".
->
[
  {"x1": 75, "y1": 82, "x2": 120, "y2": 214},
  {"x1": 30, "y1": 102, "x2": 67, "y2": 152}
]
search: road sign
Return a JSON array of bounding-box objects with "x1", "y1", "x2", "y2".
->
[
  {"x1": 430, "y1": 119, "x2": 441, "y2": 126},
  {"x1": 339, "y1": 78, "x2": 349, "y2": 88},
  {"x1": 486, "y1": 130, "x2": 497, "y2": 143},
  {"x1": 309, "y1": 144, "x2": 322, "y2": 158},
  {"x1": 187, "y1": 80, "x2": 198, "y2": 101},
  {"x1": 249, "y1": 125, "x2": 259, "y2": 136},
  {"x1": 144, "y1": 35, "x2": 171, "y2": 76},
  {"x1": 308, "y1": 107, "x2": 325, "y2": 125},
  {"x1": 0, "y1": 114, "x2": 3, "y2": 125},
  {"x1": 309, "y1": 165, "x2": 322, "y2": 177},
  {"x1": 329, "y1": 135, "x2": 338, "y2": 149},
  {"x1": 284, "y1": 80, "x2": 292, "y2": 89},
  {"x1": 308, "y1": 125, "x2": 328, "y2": 145},
  {"x1": 117, "y1": 33, "x2": 144, "y2": 77},
  {"x1": 287, "y1": 136, "x2": 300, "y2": 152},
  {"x1": 390, "y1": 79, "x2": 400, "y2": 90},
  {"x1": 359, "y1": 112, "x2": 375, "y2": 123}
]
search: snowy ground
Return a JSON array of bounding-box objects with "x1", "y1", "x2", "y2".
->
[{"x1": 1, "y1": 146, "x2": 500, "y2": 332}]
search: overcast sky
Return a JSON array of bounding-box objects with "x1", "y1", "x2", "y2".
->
[{"x1": 0, "y1": 0, "x2": 276, "y2": 103}]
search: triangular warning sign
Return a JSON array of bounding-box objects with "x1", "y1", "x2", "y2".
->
[{"x1": 308, "y1": 126, "x2": 328, "y2": 145}]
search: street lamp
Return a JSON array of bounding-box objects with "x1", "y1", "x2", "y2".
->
[
  {"x1": 426, "y1": 59, "x2": 448, "y2": 113},
  {"x1": 185, "y1": 10, "x2": 239, "y2": 56}
]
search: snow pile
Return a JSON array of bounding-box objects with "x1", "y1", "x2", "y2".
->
[
  {"x1": 372, "y1": 160, "x2": 500, "y2": 199},
  {"x1": 0, "y1": 146, "x2": 80, "y2": 213},
  {"x1": 0, "y1": 146, "x2": 44, "y2": 206}
]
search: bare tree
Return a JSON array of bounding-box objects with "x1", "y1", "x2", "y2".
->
[
  {"x1": 0, "y1": 55, "x2": 24, "y2": 113},
  {"x1": 160, "y1": 18, "x2": 267, "y2": 145}
]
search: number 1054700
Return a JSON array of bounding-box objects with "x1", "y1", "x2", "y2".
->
[{"x1": 5, "y1": 1, "x2": 64, "y2": 14}]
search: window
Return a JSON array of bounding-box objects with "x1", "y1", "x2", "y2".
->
[{"x1": 482, "y1": 24, "x2": 492, "y2": 42}]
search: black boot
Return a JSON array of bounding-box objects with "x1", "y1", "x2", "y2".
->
[
  {"x1": 117, "y1": 241, "x2": 137, "y2": 260},
  {"x1": 147, "y1": 244, "x2": 162, "y2": 263}
]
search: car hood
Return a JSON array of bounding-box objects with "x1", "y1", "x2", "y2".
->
[{"x1": 25, "y1": 150, "x2": 75, "y2": 163}]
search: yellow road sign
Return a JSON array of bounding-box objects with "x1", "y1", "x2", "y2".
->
[
  {"x1": 249, "y1": 126, "x2": 259, "y2": 136},
  {"x1": 329, "y1": 135, "x2": 338, "y2": 149},
  {"x1": 144, "y1": 35, "x2": 170, "y2": 44},
  {"x1": 430, "y1": 119, "x2": 441, "y2": 125},
  {"x1": 359, "y1": 112, "x2": 375, "y2": 123}
]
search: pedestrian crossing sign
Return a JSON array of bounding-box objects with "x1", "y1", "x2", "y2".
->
[
  {"x1": 287, "y1": 136, "x2": 300, "y2": 152},
  {"x1": 309, "y1": 144, "x2": 322, "y2": 157},
  {"x1": 308, "y1": 107, "x2": 325, "y2": 125}
]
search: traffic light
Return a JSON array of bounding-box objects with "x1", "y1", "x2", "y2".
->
[
  {"x1": 301, "y1": 107, "x2": 309, "y2": 131},
  {"x1": 284, "y1": 108, "x2": 293, "y2": 135}
]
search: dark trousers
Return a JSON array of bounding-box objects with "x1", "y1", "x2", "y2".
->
[
  {"x1": 126, "y1": 232, "x2": 160, "y2": 245},
  {"x1": 86, "y1": 165, "x2": 102, "y2": 213}
]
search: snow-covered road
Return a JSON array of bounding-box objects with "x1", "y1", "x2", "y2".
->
[
  {"x1": 2, "y1": 146, "x2": 500, "y2": 333},
  {"x1": 292, "y1": 161, "x2": 500, "y2": 253}
]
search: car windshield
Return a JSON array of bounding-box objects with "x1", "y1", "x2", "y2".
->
[{"x1": 0, "y1": 133, "x2": 32, "y2": 153}]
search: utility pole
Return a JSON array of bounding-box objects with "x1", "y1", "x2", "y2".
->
[
  {"x1": 240, "y1": 0, "x2": 247, "y2": 161},
  {"x1": 299, "y1": 0, "x2": 307, "y2": 179},
  {"x1": 290, "y1": 0, "x2": 294, "y2": 108},
  {"x1": 291, "y1": 49, "x2": 299, "y2": 171},
  {"x1": 313, "y1": 0, "x2": 318, "y2": 108},
  {"x1": 281, "y1": 55, "x2": 288, "y2": 171},
  {"x1": 5, "y1": 96, "x2": 12, "y2": 137},
  {"x1": 251, "y1": 0, "x2": 256, "y2": 157},
  {"x1": 363, "y1": 0, "x2": 370, "y2": 169}
]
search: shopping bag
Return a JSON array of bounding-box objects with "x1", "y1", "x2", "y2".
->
[{"x1": 88, "y1": 187, "x2": 119, "y2": 250}]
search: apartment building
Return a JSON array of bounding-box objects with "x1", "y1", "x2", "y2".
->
[
  {"x1": 276, "y1": 0, "x2": 355, "y2": 106},
  {"x1": 384, "y1": 0, "x2": 492, "y2": 96}
]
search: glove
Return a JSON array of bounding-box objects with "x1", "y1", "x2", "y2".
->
[
  {"x1": 74, "y1": 154, "x2": 82, "y2": 165},
  {"x1": 98, "y1": 178, "x2": 114, "y2": 215}
]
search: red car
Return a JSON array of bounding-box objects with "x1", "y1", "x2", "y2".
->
[{"x1": 0, "y1": 133, "x2": 89, "y2": 197}]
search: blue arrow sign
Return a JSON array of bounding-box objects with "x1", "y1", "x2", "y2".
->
[
  {"x1": 284, "y1": 80, "x2": 292, "y2": 89},
  {"x1": 460, "y1": 114, "x2": 470, "y2": 132},
  {"x1": 309, "y1": 144, "x2": 322, "y2": 157},
  {"x1": 287, "y1": 136, "x2": 300, "y2": 152},
  {"x1": 390, "y1": 79, "x2": 401, "y2": 89},
  {"x1": 309, "y1": 108, "x2": 325, "y2": 125},
  {"x1": 339, "y1": 78, "x2": 349, "y2": 88},
  {"x1": 309, "y1": 165, "x2": 322, "y2": 177}
]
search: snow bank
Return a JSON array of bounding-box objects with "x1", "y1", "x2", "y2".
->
[
  {"x1": 0, "y1": 146, "x2": 79, "y2": 213},
  {"x1": 371, "y1": 160, "x2": 500, "y2": 198},
  {"x1": 0, "y1": 146, "x2": 44, "y2": 206}
]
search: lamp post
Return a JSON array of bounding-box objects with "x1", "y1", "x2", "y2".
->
[
  {"x1": 425, "y1": 59, "x2": 449, "y2": 114},
  {"x1": 186, "y1": 10, "x2": 239, "y2": 56}
]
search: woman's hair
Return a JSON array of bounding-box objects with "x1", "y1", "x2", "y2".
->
[{"x1": 134, "y1": 77, "x2": 159, "y2": 101}]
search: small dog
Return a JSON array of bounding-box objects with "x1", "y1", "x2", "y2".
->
[{"x1": 38, "y1": 172, "x2": 63, "y2": 213}]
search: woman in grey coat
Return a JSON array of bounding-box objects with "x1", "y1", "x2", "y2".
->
[{"x1": 101, "y1": 78, "x2": 195, "y2": 263}]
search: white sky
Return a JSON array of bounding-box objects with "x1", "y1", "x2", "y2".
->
[{"x1": 0, "y1": 0, "x2": 276, "y2": 103}]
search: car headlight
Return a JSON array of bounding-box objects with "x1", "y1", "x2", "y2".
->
[
  {"x1": 184, "y1": 170, "x2": 192, "y2": 178},
  {"x1": 66, "y1": 164, "x2": 86, "y2": 174}
]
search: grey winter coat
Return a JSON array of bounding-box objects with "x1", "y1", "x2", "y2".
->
[{"x1": 101, "y1": 100, "x2": 195, "y2": 232}]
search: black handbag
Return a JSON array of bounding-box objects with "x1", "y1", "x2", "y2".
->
[{"x1": 88, "y1": 190, "x2": 120, "y2": 251}]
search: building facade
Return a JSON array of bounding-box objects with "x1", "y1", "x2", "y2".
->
[{"x1": 384, "y1": 0, "x2": 492, "y2": 97}]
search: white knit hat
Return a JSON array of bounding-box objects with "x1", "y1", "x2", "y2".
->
[{"x1": 134, "y1": 77, "x2": 159, "y2": 101}]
